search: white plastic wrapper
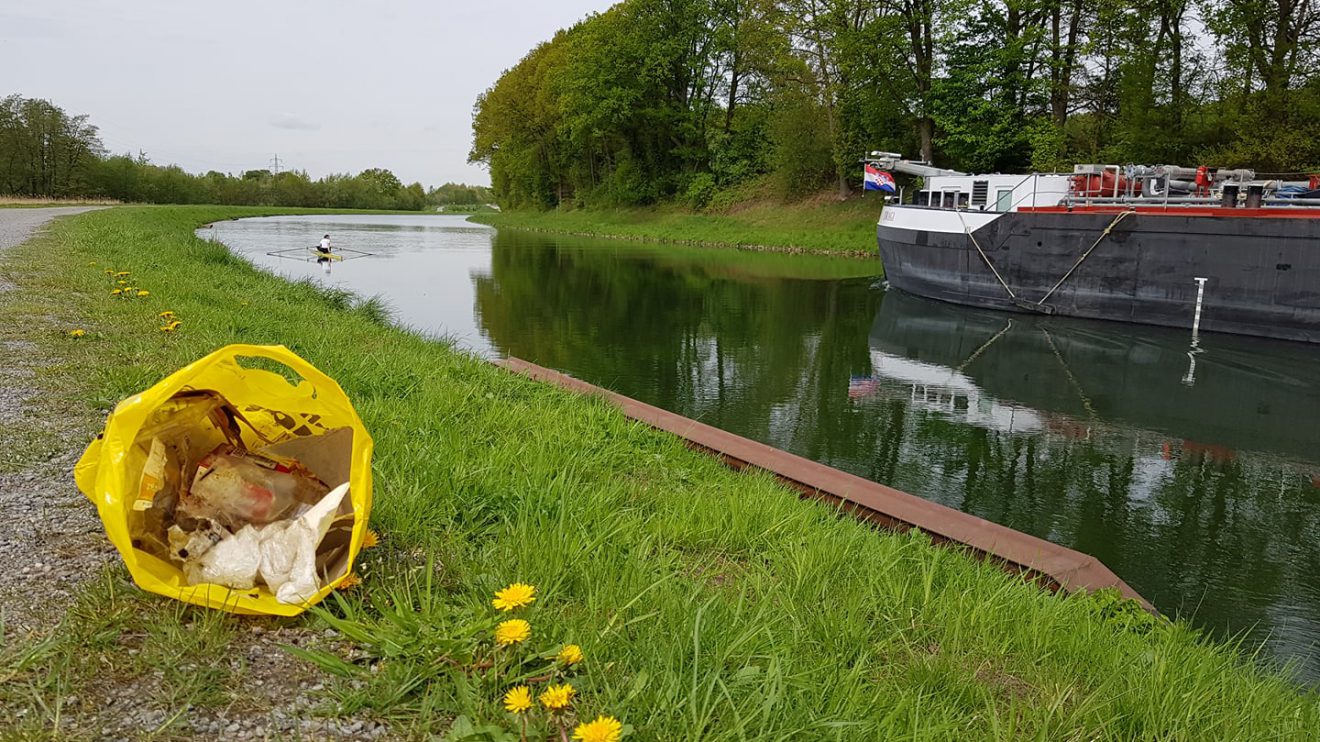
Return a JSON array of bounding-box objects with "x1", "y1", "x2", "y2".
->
[
  {"x1": 183, "y1": 483, "x2": 350, "y2": 604},
  {"x1": 189, "y1": 526, "x2": 263, "y2": 589},
  {"x1": 260, "y1": 483, "x2": 350, "y2": 604}
]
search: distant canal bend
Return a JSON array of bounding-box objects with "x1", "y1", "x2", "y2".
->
[{"x1": 208, "y1": 214, "x2": 1320, "y2": 683}]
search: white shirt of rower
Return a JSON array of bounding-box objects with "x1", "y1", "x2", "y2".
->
[{"x1": 320, "y1": 237, "x2": 331, "y2": 251}]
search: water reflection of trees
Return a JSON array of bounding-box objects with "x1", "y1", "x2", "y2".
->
[
  {"x1": 472, "y1": 229, "x2": 1320, "y2": 679},
  {"x1": 473, "y1": 231, "x2": 881, "y2": 445},
  {"x1": 886, "y1": 412, "x2": 1320, "y2": 676}
]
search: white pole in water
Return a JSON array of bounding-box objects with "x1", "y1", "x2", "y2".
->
[
  {"x1": 1191, "y1": 277, "x2": 1209, "y2": 343},
  {"x1": 1182, "y1": 350, "x2": 1198, "y2": 386}
]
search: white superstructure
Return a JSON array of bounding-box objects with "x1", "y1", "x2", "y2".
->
[
  {"x1": 866, "y1": 151, "x2": 1071, "y2": 213},
  {"x1": 911, "y1": 172, "x2": 1072, "y2": 212}
]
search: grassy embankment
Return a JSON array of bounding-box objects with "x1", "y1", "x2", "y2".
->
[
  {"x1": 2, "y1": 206, "x2": 1317, "y2": 739},
  {"x1": 470, "y1": 192, "x2": 883, "y2": 258}
]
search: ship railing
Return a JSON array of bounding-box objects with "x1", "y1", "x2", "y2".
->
[
  {"x1": 994, "y1": 172, "x2": 1076, "y2": 212},
  {"x1": 1013, "y1": 173, "x2": 1053, "y2": 211},
  {"x1": 1063, "y1": 195, "x2": 1320, "y2": 209}
]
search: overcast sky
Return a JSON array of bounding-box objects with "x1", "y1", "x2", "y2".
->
[{"x1": 1, "y1": 1, "x2": 614, "y2": 187}]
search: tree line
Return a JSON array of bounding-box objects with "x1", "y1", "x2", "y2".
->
[
  {"x1": 0, "y1": 94, "x2": 489, "y2": 210},
  {"x1": 470, "y1": 0, "x2": 1320, "y2": 209}
]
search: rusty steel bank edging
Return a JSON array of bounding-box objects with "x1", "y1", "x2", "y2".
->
[{"x1": 497, "y1": 357, "x2": 1154, "y2": 612}]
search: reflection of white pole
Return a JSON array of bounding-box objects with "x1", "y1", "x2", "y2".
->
[
  {"x1": 1191, "y1": 277, "x2": 1209, "y2": 344},
  {"x1": 1182, "y1": 350, "x2": 1198, "y2": 387}
]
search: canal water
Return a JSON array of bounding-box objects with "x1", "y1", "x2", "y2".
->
[{"x1": 206, "y1": 213, "x2": 1320, "y2": 682}]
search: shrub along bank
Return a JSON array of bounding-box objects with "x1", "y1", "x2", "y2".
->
[{"x1": 1, "y1": 206, "x2": 1316, "y2": 739}]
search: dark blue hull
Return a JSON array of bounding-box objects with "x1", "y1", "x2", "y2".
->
[{"x1": 877, "y1": 208, "x2": 1320, "y2": 343}]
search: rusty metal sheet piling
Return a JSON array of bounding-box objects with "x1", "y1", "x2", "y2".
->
[{"x1": 496, "y1": 357, "x2": 1154, "y2": 612}]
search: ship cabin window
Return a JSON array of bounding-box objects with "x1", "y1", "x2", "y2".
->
[
  {"x1": 996, "y1": 189, "x2": 1013, "y2": 212},
  {"x1": 916, "y1": 189, "x2": 973, "y2": 209},
  {"x1": 940, "y1": 191, "x2": 967, "y2": 209}
]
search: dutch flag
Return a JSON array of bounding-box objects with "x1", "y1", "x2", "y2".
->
[{"x1": 864, "y1": 164, "x2": 896, "y2": 193}]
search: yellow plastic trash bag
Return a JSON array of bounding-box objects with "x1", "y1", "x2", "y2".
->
[{"x1": 74, "y1": 344, "x2": 373, "y2": 616}]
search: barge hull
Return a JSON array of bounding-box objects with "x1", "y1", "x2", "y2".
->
[{"x1": 876, "y1": 208, "x2": 1320, "y2": 343}]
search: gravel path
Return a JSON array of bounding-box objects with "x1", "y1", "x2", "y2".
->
[
  {"x1": 0, "y1": 207, "x2": 102, "y2": 247},
  {"x1": 0, "y1": 207, "x2": 115, "y2": 638},
  {"x1": 0, "y1": 207, "x2": 103, "y2": 290}
]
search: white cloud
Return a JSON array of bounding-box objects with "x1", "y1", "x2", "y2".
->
[{"x1": 5, "y1": 0, "x2": 611, "y2": 187}]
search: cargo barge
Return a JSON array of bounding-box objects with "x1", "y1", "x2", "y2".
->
[{"x1": 869, "y1": 153, "x2": 1320, "y2": 343}]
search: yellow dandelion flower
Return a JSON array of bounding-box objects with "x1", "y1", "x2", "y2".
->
[
  {"x1": 557, "y1": 644, "x2": 583, "y2": 666},
  {"x1": 117, "y1": 280, "x2": 127, "y2": 286},
  {"x1": 538, "y1": 683, "x2": 574, "y2": 711},
  {"x1": 335, "y1": 572, "x2": 362, "y2": 591},
  {"x1": 503, "y1": 686, "x2": 533, "y2": 715},
  {"x1": 68, "y1": 329, "x2": 86, "y2": 338},
  {"x1": 137, "y1": 290, "x2": 150, "y2": 297},
  {"x1": 160, "y1": 320, "x2": 182, "y2": 333},
  {"x1": 103, "y1": 269, "x2": 114, "y2": 275},
  {"x1": 88, "y1": 261, "x2": 98, "y2": 266},
  {"x1": 362, "y1": 529, "x2": 381, "y2": 549},
  {"x1": 114, "y1": 271, "x2": 130, "y2": 277},
  {"x1": 573, "y1": 716, "x2": 623, "y2": 742},
  {"x1": 492, "y1": 582, "x2": 536, "y2": 612},
  {"x1": 158, "y1": 310, "x2": 175, "y2": 319},
  {"x1": 495, "y1": 619, "x2": 530, "y2": 647},
  {"x1": 110, "y1": 289, "x2": 122, "y2": 296}
]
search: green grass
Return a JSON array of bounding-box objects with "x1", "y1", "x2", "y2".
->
[
  {"x1": 471, "y1": 194, "x2": 883, "y2": 257},
  {"x1": 2, "y1": 570, "x2": 240, "y2": 722},
  {"x1": 435, "y1": 204, "x2": 500, "y2": 214},
  {"x1": 1, "y1": 205, "x2": 1317, "y2": 739},
  {"x1": 492, "y1": 229, "x2": 881, "y2": 281}
]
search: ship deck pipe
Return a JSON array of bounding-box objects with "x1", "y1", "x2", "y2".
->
[
  {"x1": 1155, "y1": 166, "x2": 1256, "y2": 181},
  {"x1": 1147, "y1": 178, "x2": 1195, "y2": 197},
  {"x1": 1071, "y1": 197, "x2": 1221, "y2": 205}
]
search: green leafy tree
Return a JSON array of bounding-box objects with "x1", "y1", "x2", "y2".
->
[{"x1": 0, "y1": 94, "x2": 103, "y2": 196}]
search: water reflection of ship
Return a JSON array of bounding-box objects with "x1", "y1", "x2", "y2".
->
[
  {"x1": 859, "y1": 289, "x2": 1320, "y2": 468},
  {"x1": 851, "y1": 352, "x2": 1046, "y2": 434}
]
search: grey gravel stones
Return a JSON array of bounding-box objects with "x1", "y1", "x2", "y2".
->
[{"x1": 0, "y1": 207, "x2": 112, "y2": 635}]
